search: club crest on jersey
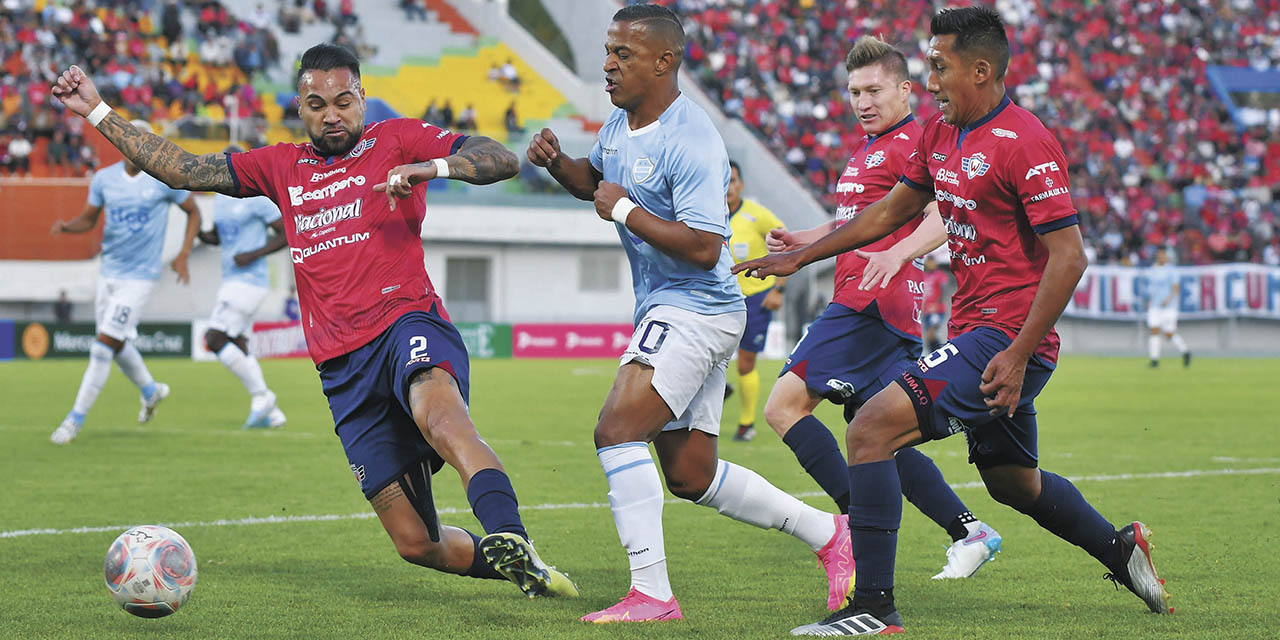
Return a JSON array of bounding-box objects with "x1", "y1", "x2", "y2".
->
[
  {"x1": 344, "y1": 137, "x2": 377, "y2": 160},
  {"x1": 632, "y1": 157, "x2": 656, "y2": 184},
  {"x1": 865, "y1": 150, "x2": 886, "y2": 168},
  {"x1": 961, "y1": 153, "x2": 991, "y2": 179}
]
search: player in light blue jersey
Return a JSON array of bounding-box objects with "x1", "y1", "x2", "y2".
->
[
  {"x1": 49, "y1": 119, "x2": 201, "y2": 444},
  {"x1": 197, "y1": 145, "x2": 290, "y2": 428},
  {"x1": 1145, "y1": 247, "x2": 1191, "y2": 367},
  {"x1": 529, "y1": 4, "x2": 849, "y2": 623}
]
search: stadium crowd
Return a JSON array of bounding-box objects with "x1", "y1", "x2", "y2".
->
[
  {"x1": 667, "y1": 0, "x2": 1280, "y2": 264},
  {"x1": 0, "y1": 0, "x2": 279, "y2": 176}
]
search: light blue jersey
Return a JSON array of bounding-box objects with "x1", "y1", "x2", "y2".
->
[
  {"x1": 589, "y1": 94, "x2": 745, "y2": 325},
  {"x1": 1147, "y1": 264, "x2": 1178, "y2": 310},
  {"x1": 213, "y1": 194, "x2": 281, "y2": 288},
  {"x1": 91, "y1": 162, "x2": 189, "y2": 281}
]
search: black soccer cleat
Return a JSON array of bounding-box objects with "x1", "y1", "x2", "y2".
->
[
  {"x1": 1183, "y1": 352, "x2": 1191, "y2": 368},
  {"x1": 790, "y1": 598, "x2": 905, "y2": 635},
  {"x1": 1105, "y1": 521, "x2": 1172, "y2": 614}
]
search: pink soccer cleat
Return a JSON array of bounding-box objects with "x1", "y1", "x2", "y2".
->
[
  {"x1": 815, "y1": 513, "x2": 855, "y2": 611},
  {"x1": 580, "y1": 588, "x2": 683, "y2": 623}
]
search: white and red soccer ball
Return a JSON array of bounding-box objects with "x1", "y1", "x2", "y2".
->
[{"x1": 104, "y1": 525, "x2": 197, "y2": 618}]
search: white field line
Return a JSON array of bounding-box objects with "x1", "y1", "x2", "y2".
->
[{"x1": 4, "y1": 466, "x2": 1278, "y2": 540}]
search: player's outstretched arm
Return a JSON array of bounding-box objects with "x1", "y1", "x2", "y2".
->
[
  {"x1": 856, "y1": 202, "x2": 946, "y2": 290},
  {"x1": 51, "y1": 66, "x2": 236, "y2": 194},
  {"x1": 50, "y1": 204, "x2": 102, "y2": 235},
  {"x1": 979, "y1": 224, "x2": 1087, "y2": 417},
  {"x1": 446, "y1": 135, "x2": 519, "y2": 185},
  {"x1": 734, "y1": 181, "x2": 933, "y2": 279},
  {"x1": 527, "y1": 128, "x2": 600, "y2": 201},
  {"x1": 765, "y1": 223, "x2": 837, "y2": 254},
  {"x1": 234, "y1": 220, "x2": 288, "y2": 267}
]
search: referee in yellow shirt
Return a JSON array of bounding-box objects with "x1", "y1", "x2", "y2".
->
[{"x1": 726, "y1": 161, "x2": 786, "y2": 441}]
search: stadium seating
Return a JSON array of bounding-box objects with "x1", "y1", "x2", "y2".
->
[{"x1": 663, "y1": 0, "x2": 1280, "y2": 264}]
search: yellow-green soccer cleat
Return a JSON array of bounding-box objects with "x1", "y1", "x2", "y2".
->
[{"x1": 479, "y1": 532, "x2": 580, "y2": 598}]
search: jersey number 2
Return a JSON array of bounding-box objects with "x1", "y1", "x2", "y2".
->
[{"x1": 408, "y1": 336, "x2": 428, "y2": 360}]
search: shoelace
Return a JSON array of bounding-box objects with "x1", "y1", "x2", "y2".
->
[{"x1": 1102, "y1": 572, "x2": 1123, "y2": 591}]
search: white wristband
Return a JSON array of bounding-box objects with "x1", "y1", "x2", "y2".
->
[
  {"x1": 432, "y1": 157, "x2": 450, "y2": 179},
  {"x1": 86, "y1": 101, "x2": 112, "y2": 128},
  {"x1": 612, "y1": 197, "x2": 636, "y2": 227}
]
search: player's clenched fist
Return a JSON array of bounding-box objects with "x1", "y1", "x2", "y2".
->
[
  {"x1": 373, "y1": 163, "x2": 437, "y2": 211},
  {"x1": 593, "y1": 181, "x2": 629, "y2": 222},
  {"x1": 50, "y1": 65, "x2": 102, "y2": 117},
  {"x1": 527, "y1": 128, "x2": 562, "y2": 168},
  {"x1": 766, "y1": 228, "x2": 801, "y2": 253}
]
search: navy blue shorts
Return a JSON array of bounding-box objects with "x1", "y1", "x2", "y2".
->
[
  {"x1": 738, "y1": 289, "x2": 774, "y2": 353},
  {"x1": 779, "y1": 302, "x2": 921, "y2": 407},
  {"x1": 318, "y1": 309, "x2": 471, "y2": 499},
  {"x1": 892, "y1": 326, "x2": 1054, "y2": 469}
]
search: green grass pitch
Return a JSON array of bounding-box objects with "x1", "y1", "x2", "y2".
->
[{"x1": 2, "y1": 356, "x2": 1277, "y2": 639}]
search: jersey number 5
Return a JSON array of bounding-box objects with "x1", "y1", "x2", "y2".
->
[{"x1": 921, "y1": 342, "x2": 959, "y2": 368}]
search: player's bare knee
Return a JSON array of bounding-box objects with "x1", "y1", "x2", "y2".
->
[
  {"x1": 763, "y1": 394, "x2": 802, "y2": 436},
  {"x1": 96, "y1": 334, "x2": 125, "y2": 353},
  {"x1": 204, "y1": 329, "x2": 229, "y2": 354},
  {"x1": 393, "y1": 531, "x2": 444, "y2": 567},
  {"x1": 845, "y1": 412, "x2": 896, "y2": 463},
  {"x1": 663, "y1": 467, "x2": 713, "y2": 501}
]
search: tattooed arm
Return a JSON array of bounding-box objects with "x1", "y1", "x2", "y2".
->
[
  {"x1": 373, "y1": 135, "x2": 519, "y2": 209},
  {"x1": 51, "y1": 65, "x2": 238, "y2": 195},
  {"x1": 440, "y1": 136, "x2": 519, "y2": 185}
]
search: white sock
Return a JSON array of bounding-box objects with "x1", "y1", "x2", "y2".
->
[
  {"x1": 695, "y1": 459, "x2": 836, "y2": 551},
  {"x1": 598, "y1": 442, "x2": 672, "y2": 602},
  {"x1": 1148, "y1": 334, "x2": 1160, "y2": 360},
  {"x1": 1170, "y1": 334, "x2": 1188, "y2": 353},
  {"x1": 114, "y1": 342, "x2": 156, "y2": 397},
  {"x1": 218, "y1": 342, "x2": 269, "y2": 396},
  {"x1": 70, "y1": 341, "x2": 115, "y2": 420}
]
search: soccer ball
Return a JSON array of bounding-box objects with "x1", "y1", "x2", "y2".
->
[{"x1": 104, "y1": 525, "x2": 198, "y2": 618}]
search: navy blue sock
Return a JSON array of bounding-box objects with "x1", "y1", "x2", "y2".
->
[
  {"x1": 1017, "y1": 470, "x2": 1120, "y2": 569},
  {"x1": 848, "y1": 460, "x2": 902, "y2": 598},
  {"x1": 895, "y1": 447, "x2": 970, "y2": 539},
  {"x1": 466, "y1": 468, "x2": 529, "y2": 540},
  {"x1": 783, "y1": 415, "x2": 851, "y2": 513},
  {"x1": 464, "y1": 530, "x2": 505, "y2": 580}
]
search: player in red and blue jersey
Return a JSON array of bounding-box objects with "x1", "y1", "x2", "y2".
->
[
  {"x1": 761, "y1": 36, "x2": 1002, "y2": 586},
  {"x1": 52, "y1": 44, "x2": 578, "y2": 599},
  {"x1": 736, "y1": 8, "x2": 1169, "y2": 635},
  {"x1": 920, "y1": 256, "x2": 950, "y2": 355}
]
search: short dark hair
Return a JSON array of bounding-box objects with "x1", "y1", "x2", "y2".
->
[
  {"x1": 729, "y1": 159, "x2": 741, "y2": 176},
  {"x1": 613, "y1": 3, "x2": 685, "y2": 68},
  {"x1": 930, "y1": 6, "x2": 1010, "y2": 80},
  {"x1": 296, "y1": 43, "x2": 361, "y2": 87},
  {"x1": 844, "y1": 35, "x2": 909, "y2": 82}
]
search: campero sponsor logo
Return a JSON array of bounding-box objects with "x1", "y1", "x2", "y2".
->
[
  {"x1": 295, "y1": 199, "x2": 363, "y2": 233},
  {"x1": 291, "y1": 232, "x2": 370, "y2": 263},
  {"x1": 288, "y1": 174, "x2": 367, "y2": 206}
]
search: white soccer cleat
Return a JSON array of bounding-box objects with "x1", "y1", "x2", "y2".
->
[
  {"x1": 138, "y1": 383, "x2": 170, "y2": 424},
  {"x1": 932, "y1": 522, "x2": 1002, "y2": 579},
  {"x1": 244, "y1": 391, "x2": 281, "y2": 429},
  {"x1": 267, "y1": 406, "x2": 287, "y2": 429},
  {"x1": 50, "y1": 418, "x2": 82, "y2": 445}
]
